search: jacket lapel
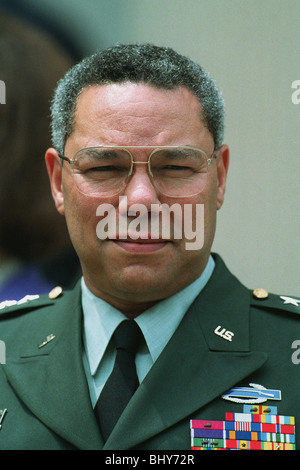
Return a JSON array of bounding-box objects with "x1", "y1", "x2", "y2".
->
[
  {"x1": 104, "y1": 255, "x2": 268, "y2": 449},
  {"x1": 3, "y1": 283, "x2": 103, "y2": 450}
]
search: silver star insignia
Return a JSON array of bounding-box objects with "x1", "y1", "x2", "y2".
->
[{"x1": 280, "y1": 296, "x2": 300, "y2": 307}]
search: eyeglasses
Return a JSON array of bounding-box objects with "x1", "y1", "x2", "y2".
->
[{"x1": 58, "y1": 146, "x2": 215, "y2": 198}]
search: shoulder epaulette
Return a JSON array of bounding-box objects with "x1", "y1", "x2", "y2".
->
[
  {"x1": 0, "y1": 286, "x2": 64, "y2": 318},
  {"x1": 251, "y1": 288, "x2": 300, "y2": 314}
]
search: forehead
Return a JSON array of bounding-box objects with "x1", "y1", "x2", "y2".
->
[{"x1": 69, "y1": 82, "x2": 210, "y2": 148}]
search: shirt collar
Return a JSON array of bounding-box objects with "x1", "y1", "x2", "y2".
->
[
  {"x1": 81, "y1": 284, "x2": 125, "y2": 375},
  {"x1": 82, "y1": 255, "x2": 215, "y2": 376}
]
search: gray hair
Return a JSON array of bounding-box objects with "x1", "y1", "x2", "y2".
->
[{"x1": 50, "y1": 43, "x2": 225, "y2": 154}]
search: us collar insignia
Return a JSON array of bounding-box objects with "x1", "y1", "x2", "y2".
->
[
  {"x1": 221, "y1": 383, "x2": 281, "y2": 404},
  {"x1": 0, "y1": 409, "x2": 7, "y2": 430},
  {"x1": 190, "y1": 405, "x2": 295, "y2": 450},
  {"x1": 214, "y1": 325, "x2": 234, "y2": 342}
]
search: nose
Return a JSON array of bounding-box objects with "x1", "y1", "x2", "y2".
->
[{"x1": 123, "y1": 163, "x2": 161, "y2": 209}]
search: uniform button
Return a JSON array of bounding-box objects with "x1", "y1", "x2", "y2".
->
[
  {"x1": 253, "y1": 288, "x2": 269, "y2": 299},
  {"x1": 48, "y1": 286, "x2": 63, "y2": 300}
]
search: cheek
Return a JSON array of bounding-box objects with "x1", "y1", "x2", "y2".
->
[
  {"x1": 63, "y1": 185, "x2": 122, "y2": 252},
  {"x1": 186, "y1": 179, "x2": 218, "y2": 249},
  {"x1": 63, "y1": 186, "x2": 100, "y2": 246}
]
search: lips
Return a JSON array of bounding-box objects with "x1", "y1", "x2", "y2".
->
[{"x1": 111, "y1": 237, "x2": 171, "y2": 253}]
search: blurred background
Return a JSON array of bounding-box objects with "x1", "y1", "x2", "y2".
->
[{"x1": 0, "y1": 0, "x2": 299, "y2": 296}]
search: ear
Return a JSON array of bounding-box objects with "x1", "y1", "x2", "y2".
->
[
  {"x1": 215, "y1": 144, "x2": 230, "y2": 210},
  {"x1": 45, "y1": 147, "x2": 65, "y2": 216}
]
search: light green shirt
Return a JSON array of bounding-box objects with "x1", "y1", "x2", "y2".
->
[{"x1": 82, "y1": 256, "x2": 215, "y2": 407}]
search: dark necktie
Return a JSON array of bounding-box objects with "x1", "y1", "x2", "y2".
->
[{"x1": 96, "y1": 320, "x2": 143, "y2": 441}]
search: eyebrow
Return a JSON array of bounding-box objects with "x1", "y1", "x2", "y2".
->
[
  {"x1": 157, "y1": 148, "x2": 197, "y2": 159},
  {"x1": 84, "y1": 149, "x2": 124, "y2": 160}
]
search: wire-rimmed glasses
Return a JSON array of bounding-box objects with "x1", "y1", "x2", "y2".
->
[{"x1": 58, "y1": 146, "x2": 215, "y2": 198}]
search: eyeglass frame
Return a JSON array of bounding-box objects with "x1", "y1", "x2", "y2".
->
[{"x1": 57, "y1": 145, "x2": 218, "y2": 197}]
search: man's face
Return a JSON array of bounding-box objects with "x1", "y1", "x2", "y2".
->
[{"x1": 46, "y1": 83, "x2": 229, "y2": 315}]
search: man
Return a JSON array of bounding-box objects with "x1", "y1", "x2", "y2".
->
[{"x1": 0, "y1": 44, "x2": 299, "y2": 450}]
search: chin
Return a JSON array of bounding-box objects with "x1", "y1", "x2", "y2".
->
[{"x1": 112, "y1": 265, "x2": 174, "y2": 299}]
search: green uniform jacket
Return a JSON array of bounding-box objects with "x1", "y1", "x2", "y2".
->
[{"x1": 0, "y1": 254, "x2": 299, "y2": 450}]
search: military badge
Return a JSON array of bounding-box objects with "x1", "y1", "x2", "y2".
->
[
  {"x1": 221, "y1": 383, "x2": 281, "y2": 404},
  {"x1": 191, "y1": 405, "x2": 295, "y2": 450}
]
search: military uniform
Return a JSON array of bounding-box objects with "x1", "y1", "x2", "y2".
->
[{"x1": 0, "y1": 254, "x2": 299, "y2": 450}]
